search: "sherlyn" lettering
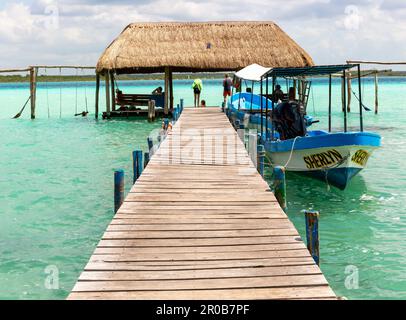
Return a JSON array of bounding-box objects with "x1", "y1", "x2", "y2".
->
[{"x1": 303, "y1": 149, "x2": 343, "y2": 169}]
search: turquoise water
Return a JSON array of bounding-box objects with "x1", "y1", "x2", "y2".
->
[{"x1": 0, "y1": 78, "x2": 405, "y2": 299}]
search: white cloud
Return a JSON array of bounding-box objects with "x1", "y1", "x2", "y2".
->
[{"x1": 0, "y1": 0, "x2": 405, "y2": 69}]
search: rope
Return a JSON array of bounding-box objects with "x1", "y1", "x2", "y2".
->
[
  {"x1": 283, "y1": 136, "x2": 300, "y2": 168},
  {"x1": 351, "y1": 89, "x2": 371, "y2": 111}
]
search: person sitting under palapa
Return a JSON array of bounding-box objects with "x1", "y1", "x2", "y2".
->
[
  {"x1": 272, "y1": 85, "x2": 284, "y2": 103},
  {"x1": 152, "y1": 87, "x2": 163, "y2": 95}
]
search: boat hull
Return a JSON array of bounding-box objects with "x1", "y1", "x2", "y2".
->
[{"x1": 263, "y1": 132, "x2": 381, "y2": 189}]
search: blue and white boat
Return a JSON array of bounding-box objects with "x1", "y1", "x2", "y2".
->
[{"x1": 227, "y1": 64, "x2": 381, "y2": 190}]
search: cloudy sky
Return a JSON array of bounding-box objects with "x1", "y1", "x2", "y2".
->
[{"x1": 0, "y1": 0, "x2": 405, "y2": 70}]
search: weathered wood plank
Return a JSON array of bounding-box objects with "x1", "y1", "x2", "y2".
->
[
  {"x1": 97, "y1": 236, "x2": 304, "y2": 247},
  {"x1": 79, "y1": 265, "x2": 322, "y2": 281},
  {"x1": 72, "y1": 274, "x2": 328, "y2": 292},
  {"x1": 94, "y1": 242, "x2": 306, "y2": 254},
  {"x1": 68, "y1": 286, "x2": 336, "y2": 300}
]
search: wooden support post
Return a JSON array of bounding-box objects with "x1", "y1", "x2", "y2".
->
[
  {"x1": 375, "y1": 72, "x2": 379, "y2": 114},
  {"x1": 169, "y1": 68, "x2": 174, "y2": 112},
  {"x1": 104, "y1": 71, "x2": 111, "y2": 116},
  {"x1": 304, "y1": 210, "x2": 320, "y2": 265},
  {"x1": 95, "y1": 73, "x2": 100, "y2": 119},
  {"x1": 248, "y1": 133, "x2": 257, "y2": 168},
  {"x1": 172, "y1": 107, "x2": 177, "y2": 122},
  {"x1": 257, "y1": 144, "x2": 265, "y2": 177},
  {"x1": 144, "y1": 152, "x2": 150, "y2": 169},
  {"x1": 147, "y1": 137, "x2": 154, "y2": 153},
  {"x1": 273, "y1": 166, "x2": 287, "y2": 212},
  {"x1": 110, "y1": 71, "x2": 116, "y2": 111},
  {"x1": 341, "y1": 77, "x2": 345, "y2": 112},
  {"x1": 238, "y1": 123, "x2": 245, "y2": 142},
  {"x1": 148, "y1": 100, "x2": 156, "y2": 122},
  {"x1": 164, "y1": 67, "x2": 170, "y2": 115},
  {"x1": 132, "y1": 150, "x2": 143, "y2": 184},
  {"x1": 347, "y1": 72, "x2": 351, "y2": 112},
  {"x1": 180, "y1": 99, "x2": 184, "y2": 113},
  {"x1": 164, "y1": 118, "x2": 169, "y2": 132},
  {"x1": 114, "y1": 170, "x2": 124, "y2": 214},
  {"x1": 235, "y1": 119, "x2": 240, "y2": 130},
  {"x1": 176, "y1": 104, "x2": 180, "y2": 120},
  {"x1": 105, "y1": 73, "x2": 111, "y2": 116},
  {"x1": 30, "y1": 67, "x2": 37, "y2": 119}
]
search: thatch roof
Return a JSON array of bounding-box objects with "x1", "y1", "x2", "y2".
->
[{"x1": 96, "y1": 21, "x2": 314, "y2": 74}]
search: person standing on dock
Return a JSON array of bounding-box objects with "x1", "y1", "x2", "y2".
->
[
  {"x1": 223, "y1": 74, "x2": 233, "y2": 106},
  {"x1": 192, "y1": 79, "x2": 203, "y2": 107}
]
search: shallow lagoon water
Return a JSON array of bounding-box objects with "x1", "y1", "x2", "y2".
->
[{"x1": 0, "y1": 78, "x2": 405, "y2": 299}]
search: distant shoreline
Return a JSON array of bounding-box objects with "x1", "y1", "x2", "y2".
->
[
  {"x1": 1, "y1": 71, "x2": 406, "y2": 83},
  {"x1": 0, "y1": 73, "x2": 225, "y2": 83}
]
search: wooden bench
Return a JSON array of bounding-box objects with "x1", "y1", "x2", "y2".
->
[{"x1": 116, "y1": 93, "x2": 165, "y2": 108}]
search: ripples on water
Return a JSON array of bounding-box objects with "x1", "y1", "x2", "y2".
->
[{"x1": 0, "y1": 78, "x2": 405, "y2": 299}]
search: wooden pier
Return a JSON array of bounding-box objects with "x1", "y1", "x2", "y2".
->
[{"x1": 68, "y1": 107, "x2": 336, "y2": 300}]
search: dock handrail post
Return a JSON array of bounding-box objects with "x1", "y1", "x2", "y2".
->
[
  {"x1": 248, "y1": 133, "x2": 258, "y2": 167},
  {"x1": 114, "y1": 170, "x2": 125, "y2": 214},
  {"x1": 180, "y1": 99, "x2": 184, "y2": 113},
  {"x1": 238, "y1": 123, "x2": 245, "y2": 143},
  {"x1": 133, "y1": 150, "x2": 143, "y2": 184},
  {"x1": 164, "y1": 118, "x2": 169, "y2": 132},
  {"x1": 148, "y1": 137, "x2": 155, "y2": 158},
  {"x1": 304, "y1": 210, "x2": 320, "y2": 265},
  {"x1": 144, "y1": 152, "x2": 150, "y2": 168},
  {"x1": 235, "y1": 119, "x2": 240, "y2": 130},
  {"x1": 257, "y1": 144, "x2": 265, "y2": 177},
  {"x1": 273, "y1": 166, "x2": 287, "y2": 211},
  {"x1": 148, "y1": 100, "x2": 156, "y2": 122}
]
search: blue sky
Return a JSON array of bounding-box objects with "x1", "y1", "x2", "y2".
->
[{"x1": 0, "y1": 0, "x2": 405, "y2": 70}]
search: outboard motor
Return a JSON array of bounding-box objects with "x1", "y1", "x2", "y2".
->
[{"x1": 273, "y1": 102, "x2": 307, "y2": 140}]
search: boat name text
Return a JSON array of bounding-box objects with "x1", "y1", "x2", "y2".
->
[
  {"x1": 303, "y1": 149, "x2": 343, "y2": 169},
  {"x1": 351, "y1": 150, "x2": 369, "y2": 166}
]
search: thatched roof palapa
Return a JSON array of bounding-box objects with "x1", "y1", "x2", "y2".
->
[{"x1": 96, "y1": 21, "x2": 314, "y2": 74}]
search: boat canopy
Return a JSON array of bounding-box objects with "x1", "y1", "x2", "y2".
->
[
  {"x1": 264, "y1": 64, "x2": 357, "y2": 78},
  {"x1": 235, "y1": 64, "x2": 271, "y2": 82}
]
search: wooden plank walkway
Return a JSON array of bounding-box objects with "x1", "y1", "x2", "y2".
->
[{"x1": 68, "y1": 107, "x2": 336, "y2": 300}]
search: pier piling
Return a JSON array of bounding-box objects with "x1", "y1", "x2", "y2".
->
[
  {"x1": 144, "y1": 152, "x2": 150, "y2": 169},
  {"x1": 257, "y1": 144, "x2": 265, "y2": 177},
  {"x1": 133, "y1": 151, "x2": 143, "y2": 184},
  {"x1": 248, "y1": 133, "x2": 257, "y2": 167},
  {"x1": 114, "y1": 170, "x2": 124, "y2": 214},
  {"x1": 273, "y1": 166, "x2": 287, "y2": 211},
  {"x1": 304, "y1": 210, "x2": 320, "y2": 265},
  {"x1": 29, "y1": 67, "x2": 37, "y2": 119},
  {"x1": 375, "y1": 72, "x2": 379, "y2": 114},
  {"x1": 95, "y1": 73, "x2": 100, "y2": 119},
  {"x1": 148, "y1": 100, "x2": 156, "y2": 122},
  {"x1": 147, "y1": 137, "x2": 154, "y2": 152}
]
